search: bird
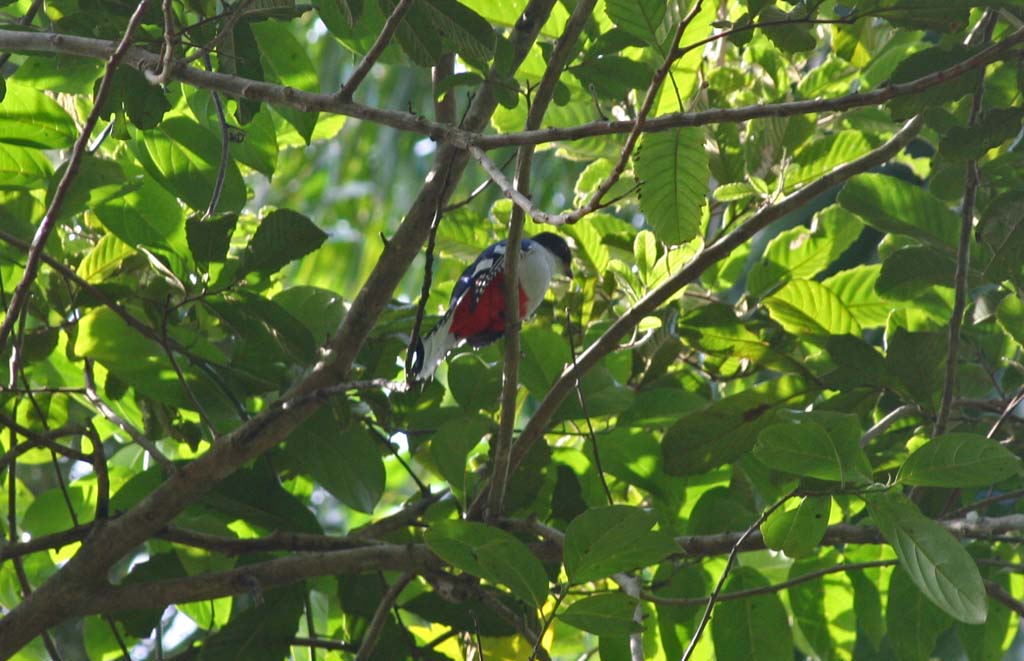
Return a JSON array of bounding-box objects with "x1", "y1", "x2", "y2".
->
[{"x1": 409, "y1": 232, "x2": 573, "y2": 381}]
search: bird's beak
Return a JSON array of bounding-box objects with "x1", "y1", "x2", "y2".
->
[{"x1": 563, "y1": 261, "x2": 573, "y2": 279}]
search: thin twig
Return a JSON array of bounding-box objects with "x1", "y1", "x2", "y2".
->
[
  {"x1": 985, "y1": 581, "x2": 1024, "y2": 617},
  {"x1": 336, "y1": 0, "x2": 414, "y2": 100},
  {"x1": 83, "y1": 360, "x2": 178, "y2": 474},
  {"x1": 144, "y1": 0, "x2": 177, "y2": 85},
  {"x1": 566, "y1": 308, "x2": 612, "y2": 504},
  {"x1": 682, "y1": 488, "x2": 798, "y2": 660},
  {"x1": 0, "y1": 0, "x2": 154, "y2": 357},
  {"x1": 987, "y1": 386, "x2": 1024, "y2": 439},
  {"x1": 203, "y1": 53, "x2": 231, "y2": 219},
  {"x1": 644, "y1": 559, "x2": 895, "y2": 607},
  {"x1": 292, "y1": 637, "x2": 357, "y2": 652},
  {"x1": 935, "y1": 13, "x2": 997, "y2": 436},
  {"x1": 860, "y1": 404, "x2": 921, "y2": 447},
  {"x1": 354, "y1": 571, "x2": 415, "y2": 661}
]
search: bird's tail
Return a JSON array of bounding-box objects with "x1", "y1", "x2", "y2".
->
[{"x1": 409, "y1": 313, "x2": 456, "y2": 381}]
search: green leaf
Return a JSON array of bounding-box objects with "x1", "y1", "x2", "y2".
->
[
  {"x1": 570, "y1": 56, "x2": 653, "y2": 99},
  {"x1": 848, "y1": 565, "x2": 885, "y2": 651},
  {"x1": 747, "y1": 204, "x2": 863, "y2": 298},
  {"x1": 604, "y1": 0, "x2": 671, "y2": 52},
  {"x1": 838, "y1": 173, "x2": 959, "y2": 250},
  {"x1": 559, "y1": 594, "x2": 642, "y2": 636},
  {"x1": 424, "y1": 520, "x2": 549, "y2": 606},
  {"x1": 886, "y1": 566, "x2": 952, "y2": 661},
  {"x1": 885, "y1": 328, "x2": 946, "y2": 407},
  {"x1": 788, "y1": 554, "x2": 839, "y2": 659},
  {"x1": 823, "y1": 265, "x2": 894, "y2": 328},
  {"x1": 198, "y1": 585, "x2": 305, "y2": 660},
  {"x1": 421, "y1": 0, "x2": 495, "y2": 66},
  {"x1": 200, "y1": 462, "x2": 324, "y2": 533},
  {"x1": 866, "y1": 492, "x2": 987, "y2": 624},
  {"x1": 447, "y1": 353, "x2": 501, "y2": 412},
  {"x1": 979, "y1": 191, "x2": 1024, "y2": 284},
  {"x1": 636, "y1": 127, "x2": 709, "y2": 246},
  {"x1": 280, "y1": 409, "x2": 384, "y2": 513},
  {"x1": 764, "y1": 279, "x2": 862, "y2": 336},
  {"x1": 759, "y1": 6, "x2": 816, "y2": 53},
  {"x1": 92, "y1": 170, "x2": 185, "y2": 251},
  {"x1": 272, "y1": 286, "x2": 346, "y2": 342},
  {"x1": 250, "y1": 21, "x2": 320, "y2": 144},
  {"x1": 877, "y1": 246, "x2": 956, "y2": 299},
  {"x1": 9, "y1": 54, "x2": 103, "y2": 94},
  {"x1": 997, "y1": 292, "x2": 1024, "y2": 347},
  {"x1": 0, "y1": 142, "x2": 52, "y2": 190},
  {"x1": 901, "y1": 432, "x2": 1021, "y2": 487},
  {"x1": 563, "y1": 505, "x2": 678, "y2": 583},
  {"x1": 240, "y1": 209, "x2": 328, "y2": 275},
  {"x1": 939, "y1": 108, "x2": 1024, "y2": 161},
  {"x1": 187, "y1": 214, "x2": 238, "y2": 263},
  {"x1": 662, "y1": 375, "x2": 815, "y2": 475},
  {"x1": 634, "y1": 230, "x2": 657, "y2": 284},
  {"x1": 711, "y1": 567, "x2": 793, "y2": 661},
  {"x1": 787, "y1": 130, "x2": 872, "y2": 188},
  {"x1": 430, "y1": 414, "x2": 491, "y2": 489},
  {"x1": 520, "y1": 327, "x2": 571, "y2": 397},
  {"x1": 382, "y1": 0, "x2": 443, "y2": 65},
  {"x1": 0, "y1": 83, "x2": 77, "y2": 149},
  {"x1": 888, "y1": 45, "x2": 982, "y2": 119},
  {"x1": 76, "y1": 233, "x2": 135, "y2": 284},
  {"x1": 761, "y1": 495, "x2": 831, "y2": 557},
  {"x1": 754, "y1": 416, "x2": 872, "y2": 485},
  {"x1": 133, "y1": 116, "x2": 247, "y2": 213}
]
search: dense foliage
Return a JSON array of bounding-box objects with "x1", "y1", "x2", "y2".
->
[{"x1": 2, "y1": 0, "x2": 1024, "y2": 658}]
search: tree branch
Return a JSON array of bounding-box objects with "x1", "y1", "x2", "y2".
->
[
  {"x1": 0, "y1": 26, "x2": 1020, "y2": 152},
  {"x1": 486, "y1": 0, "x2": 598, "y2": 522}
]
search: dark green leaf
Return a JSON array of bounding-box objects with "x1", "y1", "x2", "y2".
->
[
  {"x1": 563, "y1": 505, "x2": 678, "y2": 583},
  {"x1": 877, "y1": 247, "x2": 956, "y2": 299},
  {"x1": 421, "y1": 0, "x2": 495, "y2": 66},
  {"x1": 866, "y1": 492, "x2": 987, "y2": 624},
  {"x1": 187, "y1": 214, "x2": 237, "y2": 263},
  {"x1": 711, "y1": 567, "x2": 793, "y2": 660},
  {"x1": 280, "y1": 409, "x2": 384, "y2": 513},
  {"x1": 761, "y1": 495, "x2": 831, "y2": 557},
  {"x1": 886, "y1": 566, "x2": 952, "y2": 661},
  {"x1": 240, "y1": 209, "x2": 328, "y2": 275},
  {"x1": 198, "y1": 585, "x2": 305, "y2": 660},
  {"x1": 888, "y1": 45, "x2": 982, "y2": 119},
  {"x1": 200, "y1": 462, "x2": 323, "y2": 533},
  {"x1": 939, "y1": 108, "x2": 1024, "y2": 161},
  {"x1": 901, "y1": 433, "x2": 1021, "y2": 487},
  {"x1": 559, "y1": 594, "x2": 642, "y2": 636},
  {"x1": 754, "y1": 417, "x2": 872, "y2": 485},
  {"x1": 979, "y1": 191, "x2": 1024, "y2": 284},
  {"x1": 662, "y1": 375, "x2": 815, "y2": 475},
  {"x1": 430, "y1": 414, "x2": 491, "y2": 488},
  {"x1": 0, "y1": 142, "x2": 52, "y2": 190},
  {"x1": 886, "y1": 328, "x2": 946, "y2": 407},
  {"x1": 570, "y1": 56, "x2": 653, "y2": 99},
  {"x1": 424, "y1": 519, "x2": 549, "y2": 606},
  {"x1": 447, "y1": 353, "x2": 501, "y2": 412},
  {"x1": 272, "y1": 286, "x2": 346, "y2": 343},
  {"x1": 759, "y1": 6, "x2": 816, "y2": 53}
]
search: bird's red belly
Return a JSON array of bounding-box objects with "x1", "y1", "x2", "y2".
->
[{"x1": 450, "y1": 273, "x2": 528, "y2": 339}]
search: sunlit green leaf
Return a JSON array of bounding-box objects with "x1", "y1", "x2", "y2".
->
[
  {"x1": 636, "y1": 127, "x2": 709, "y2": 245},
  {"x1": 901, "y1": 433, "x2": 1021, "y2": 487}
]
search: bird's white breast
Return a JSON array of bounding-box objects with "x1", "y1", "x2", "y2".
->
[{"x1": 518, "y1": 244, "x2": 557, "y2": 316}]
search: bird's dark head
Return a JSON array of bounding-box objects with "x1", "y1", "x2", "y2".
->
[{"x1": 531, "y1": 232, "x2": 573, "y2": 278}]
